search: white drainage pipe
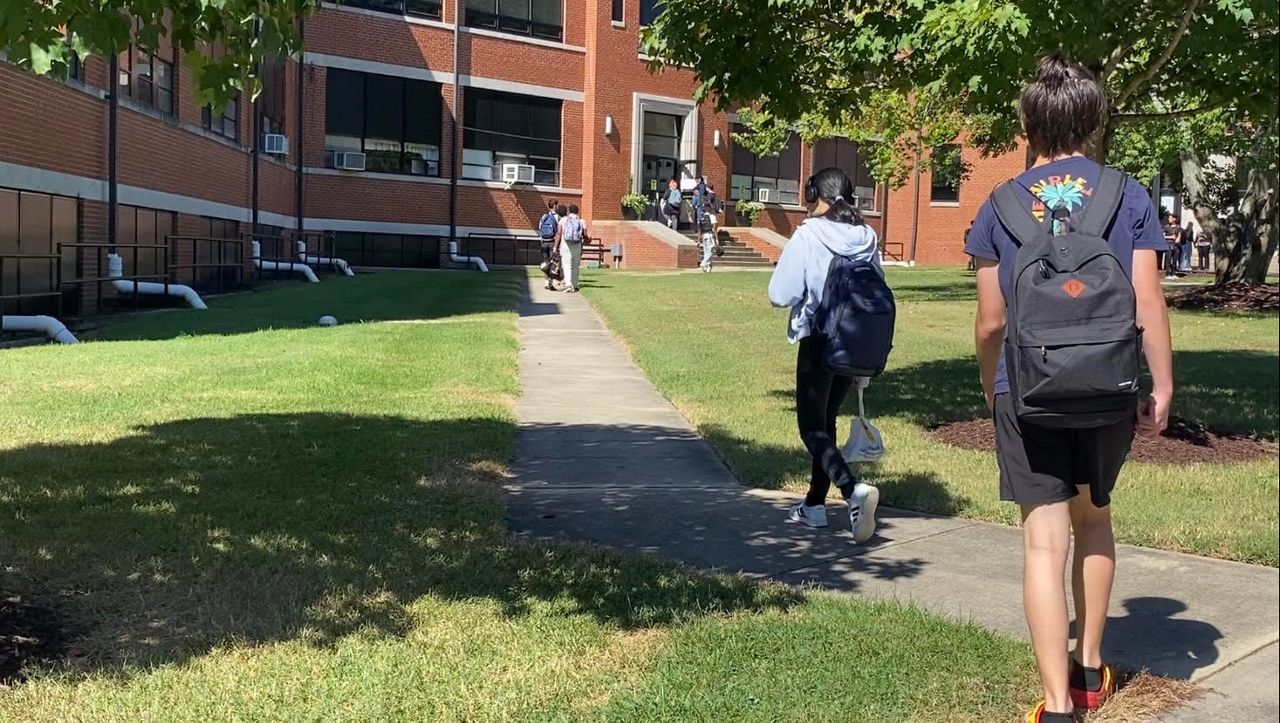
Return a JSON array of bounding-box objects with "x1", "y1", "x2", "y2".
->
[
  {"x1": 253, "y1": 241, "x2": 319, "y2": 283},
  {"x1": 108, "y1": 254, "x2": 207, "y2": 310},
  {"x1": 296, "y1": 241, "x2": 355, "y2": 276},
  {"x1": 1, "y1": 315, "x2": 78, "y2": 344},
  {"x1": 448, "y1": 241, "x2": 489, "y2": 272}
]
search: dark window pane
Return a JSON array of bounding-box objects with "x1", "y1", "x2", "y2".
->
[
  {"x1": 612, "y1": 0, "x2": 623, "y2": 22},
  {"x1": 531, "y1": 0, "x2": 561, "y2": 25},
  {"x1": 930, "y1": 143, "x2": 962, "y2": 202},
  {"x1": 778, "y1": 135, "x2": 801, "y2": 180},
  {"x1": 365, "y1": 74, "x2": 404, "y2": 140},
  {"x1": 404, "y1": 80, "x2": 442, "y2": 145},
  {"x1": 326, "y1": 68, "x2": 364, "y2": 136},
  {"x1": 640, "y1": 0, "x2": 663, "y2": 25}
]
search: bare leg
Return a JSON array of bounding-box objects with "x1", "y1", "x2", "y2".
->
[
  {"x1": 1023, "y1": 501, "x2": 1074, "y2": 714},
  {"x1": 1069, "y1": 488, "x2": 1115, "y2": 668}
]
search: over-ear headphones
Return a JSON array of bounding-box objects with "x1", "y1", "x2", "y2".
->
[{"x1": 803, "y1": 175, "x2": 820, "y2": 204}]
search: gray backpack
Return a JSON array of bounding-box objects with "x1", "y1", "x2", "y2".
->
[{"x1": 992, "y1": 166, "x2": 1141, "y2": 429}]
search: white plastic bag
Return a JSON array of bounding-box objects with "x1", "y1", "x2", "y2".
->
[{"x1": 841, "y1": 379, "x2": 885, "y2": 463}]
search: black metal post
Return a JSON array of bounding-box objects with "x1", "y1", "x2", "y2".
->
[
  {"x1": 295, "y1": 19, "x2": 306, "y2": 236},
  {"x1": 447, "y1": 2, "x2": 461, "y2": 250},
  {"x1": 107, "y1": 54, "x2": 120, "y2": 254}
]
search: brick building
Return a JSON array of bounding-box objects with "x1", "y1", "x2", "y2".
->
[{"x1": 1, "y1": 0, "x2": 1029, "y2": 319}]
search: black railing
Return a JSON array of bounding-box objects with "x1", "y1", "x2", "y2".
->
[
  {"x1": 58, "y1": 243, "x2": 170, "y2": 315},
  {"x1": 461, "y1": 233, "x2": 543, "y2": 267},
  {"x1": 330, "y1": 233, "x2": 442, "y2": 269},
  {"x1": 0, "y1": 253, "x2": 63, "y2": 318},
  {"x1": 343, "y1": 0, "x2": 442, "y2": 20},
  {"x1": 167, "y1": 236, "x2": 247, "y2": 293}
]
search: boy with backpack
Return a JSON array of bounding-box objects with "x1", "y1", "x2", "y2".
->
[
  {"x1": 966, "y1": 55, "x2": 1173, "y2": 723},
  {"x1": 537, "y1": 200, "x2": 560, "y2": 291},
  {"x1": 559, "y1": 204, "x2": 587, "y2": 293}
]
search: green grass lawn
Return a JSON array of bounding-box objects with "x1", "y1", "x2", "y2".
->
[
  {"x1": 582, "y1": 268, "x2": 1279, "y2": 566},
  {"x1": 1, "y1": 271, "x2": 1037, "y2": 720}
]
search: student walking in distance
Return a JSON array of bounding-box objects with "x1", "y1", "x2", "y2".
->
[
  {"x1": 966, "y1": 55, "x2": 1173, "y2": 723},
  {"x1": 537, "y1": 199, "x2": 560, "y2": 291},
  {"x1": 768, "y1": 167, "x2": 884, "y2": 543},
  {"x1": 663, "y1": 178, "x2": 682, "y2": 230},
  {"x1": 1196, "y1": 228, "x2": 1212, "y2": 270},
  {"x1": 1179, "y1": 220, "x2": 1195, "y2": 273},
  {"x1": 559, "y1": 203, "x2": 587, "y2": 293}
]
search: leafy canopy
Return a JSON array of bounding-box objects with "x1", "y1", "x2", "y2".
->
[{"x1": 0, "y1": 0, "x2": 321, "y2": 106}]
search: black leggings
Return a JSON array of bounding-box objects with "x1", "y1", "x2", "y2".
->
[{"x1": 797, "y1": 335, "x2": 858, "y2": 506}]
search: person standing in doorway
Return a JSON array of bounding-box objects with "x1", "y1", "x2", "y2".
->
[
  {"x1": 768, "y1": 166, "x2": 883, "y2": 543},
  {"x1": 966, "y1": 55, "x2": 1172, "y2": 723},
  {"x1": 537, "y1": 199, "x2": 560, "y2": 291},
  {"x1": 559, "y1": 203, "x2": 587, "y2": 293}
]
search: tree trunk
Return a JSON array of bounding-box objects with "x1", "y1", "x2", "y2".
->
[{"x1": 1240, "y1": 165, "x2": 1278, "y2": 283}]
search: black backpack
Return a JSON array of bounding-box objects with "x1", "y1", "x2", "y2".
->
[
  {"x1": 991, "y1": 166, "x2": 1141, "y2": 429},
  {"x1": 814, "y1": 256, "x2": 895, "y2": 377}
]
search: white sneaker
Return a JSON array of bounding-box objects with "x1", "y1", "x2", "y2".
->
[
  {"x1": 846, "y1": 482, "x2": 880, "y2": 543},
  {"x1": 788, "y1": 502, "x2": 828, "y2": 528}
]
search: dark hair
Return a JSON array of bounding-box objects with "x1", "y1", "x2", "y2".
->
[
  {"x1": 804, "y1": 166, "x2": 865, "y2": 225},
  {"x1": 1020, "y1": 54, "x2": 1104, "y2": 159},
  {"x1": 568, "y1": 204, "x2": 579, "y2": 215},
  {"x1": 547, "y1": 199, "x2": 558, "y2": 211},
  {"x1": 555, "y1": 204, "x2": 568, "y2": 217}
]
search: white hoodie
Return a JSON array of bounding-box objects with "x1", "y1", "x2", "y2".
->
[{"x1": 767, "y1": 217, "x2": 883, "y2": 343}]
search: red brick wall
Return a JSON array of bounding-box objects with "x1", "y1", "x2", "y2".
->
[{"x1": 884, "y1": 142, "x2": 1027, "y2": 265}]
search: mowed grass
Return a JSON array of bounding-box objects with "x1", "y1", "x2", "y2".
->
[
  {"x1": 582, "y1": 268, "x2": 1279, "y2": 565},
  {"x1": 1, "y1": 271, "x2": 1037, "y2": 720}
]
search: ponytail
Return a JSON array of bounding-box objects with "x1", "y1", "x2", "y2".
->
[{"x1": 805, "y1": 166, "x2": 865, "y2": 226}]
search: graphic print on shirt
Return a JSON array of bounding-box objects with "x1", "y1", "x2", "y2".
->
[{"x1": 1028, "y1": 173, "x2": 1093, "y2": 235}]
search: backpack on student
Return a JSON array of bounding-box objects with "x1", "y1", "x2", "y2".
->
[
  {"x1": 991, "y1": 166, "x2": 1141, "y2": 429},
  {"x1": 562, "y1": 216, "x2": 585, "y2": 242},
  {"x1": 813, "y1": 257, "x2": 896, "y2": 377},
  {"x1": 538, "y1": 212, "x2": 558, "y2": 239}
]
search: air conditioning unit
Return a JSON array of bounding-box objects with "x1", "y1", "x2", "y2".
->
[
  {"x1": 757, "y1": 188, "x2": 774, "y2": 203},
  {"x1": 500, "y1": 163, "x2": 536, "y2": 185},
  {"x1": 332, "y1": 151, "x2": 367, "y2": 172},
  {"x1": 261, "y1": 133, "x2": 289, "y2": 156}
]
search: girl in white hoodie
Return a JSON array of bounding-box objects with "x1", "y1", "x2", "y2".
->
[{"x1": 768, "y1": 167, "x2": 883, "y2": 542}]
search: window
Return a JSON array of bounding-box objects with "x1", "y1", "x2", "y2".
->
[
  {"x1": 463, "y1": 88, "x2": 562, "y2": 186},
  {"x1": 118, "y1": 48, "x2": 175, "y2": 115},
  {"x1": 930, "y1": 143, "x2": 962, "y2": 203},
  {"x1": 259, "y1": 55, "x2": 287, "y2": 141},
  {"x1": 465, "y1": 0, "x2": 563, "y2": 42},
  {"x1": 0, "y1": 188, "x2": 78, "y2": 316},
  {"x1": 332, "y1": 232, "x2": 441, "y2": 268},
  {"x1": 324, "y1": 68, "x2": 443, "y2": 176},
  {"x1": 344, "y1": 0, "x2": 443, "y2": 19},
  {"x1": 640, "y1": 0, "x2": 663, "y2": 25},
  {"x1": 730, "y1": 124, "x2": 801, "y2": 204},
  {"x1": 203, "y1": 95, "x2": 239, "y2": 141},
  {"x1": 612, "y1": 0, "x2": 623, "y2": 23},
  {"x1": 811, "y1": 138, "x2": 878, "y2": 212},
  {"x1": 68, "y1": 49, "x2": 81, "y2": 81}
]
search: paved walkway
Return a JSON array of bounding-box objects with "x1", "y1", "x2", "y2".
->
[{"x1": 507, "y1": 277, "x2": 1278, "y2": 721}]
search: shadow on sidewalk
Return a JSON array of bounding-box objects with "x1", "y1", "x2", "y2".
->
[{"x1": 1072, "y1": 596, "x2": 1224, "y2": 680}]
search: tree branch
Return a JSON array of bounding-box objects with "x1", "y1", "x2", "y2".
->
[
  {"x1": 1115, "y1": 0, "x2": 1201, "y2": 109},
  {"x1": 1112, "y1": 98, "x2": 1233, "y2": 123},
  {"x1": 1101, "y1": 41, "x2": 1130, "y2": 83}
]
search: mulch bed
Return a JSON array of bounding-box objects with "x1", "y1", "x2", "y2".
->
[
  {"x1": 0, "y1": 595, "x2": 68, "y2": 685},
  {"x1": 1166, "y1": 282, "x2": 1279, "y2": 312},
  {"x1": 930, "y1": 416, "x2": 1278, "y2": 465}
]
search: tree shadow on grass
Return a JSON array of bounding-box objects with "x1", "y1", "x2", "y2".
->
[
  {"x1": 98, "y1": 270, "x2": 526, "y2": 342},
  {"x1": 765, "y1": 349, "x2": 1277, "y2": 439},
  {"x1": 0, "y1": 413, "x2": 799, "y2": 681}
]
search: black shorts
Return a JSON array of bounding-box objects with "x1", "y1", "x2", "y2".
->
[{"x1": 993, "y1": 393, "x2": 1135, "y2": 508}]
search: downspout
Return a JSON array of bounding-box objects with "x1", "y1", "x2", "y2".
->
[
  {"x1": 295, "y1": 19, "x2": 305, "y2": 237},
  {"x1": 908, "y1": 150, "x2": 921, "y2": 265},
  {"x1": 448, "y1": 240, "x2": 489, "y2": 272},
  {"x1": 107, "y1": 253, "x2": 207, "y2": 309},
  {"x1": 253, "y1": 240, "x2": 319, "y2": 282},
  {"x1": 252, "y1": 91, "x2": 261, "y2": 232},
  {"x1": 0, "y1": 316, "x2": 79, "y2": 344},
  {"x1": 107, "y1": 53, "x2": 119, "y2": 254},
  {"x1": 447, "y1": 2, "x2": 461, "y2": 254}
]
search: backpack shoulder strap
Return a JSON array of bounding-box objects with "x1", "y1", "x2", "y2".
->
[
  {"x1": 1072, "y1": 166, "x2": 1126, "y2": 237},
  {"x1": 990, "y1": 181, "x2": 1043, "y2": 248}
]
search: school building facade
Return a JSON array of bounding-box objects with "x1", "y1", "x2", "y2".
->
[{"x1": 1, "y1": 0, "x2": 1029, "y2": 318}]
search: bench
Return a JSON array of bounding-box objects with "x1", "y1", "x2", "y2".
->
[{"x1": 582, "y1": 237, "x2": 608, "y2": 267}]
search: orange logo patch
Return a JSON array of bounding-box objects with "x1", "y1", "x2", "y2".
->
[{"x1": 1061, "y1": 279, "x2": 1087, "y2": 298}]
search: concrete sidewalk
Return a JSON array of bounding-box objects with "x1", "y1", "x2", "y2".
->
[{"x1": 507, "y1": 277, "x2": 1279, "y2": 721}]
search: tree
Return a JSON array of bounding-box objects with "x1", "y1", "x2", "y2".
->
[
  {"x1": 643, "y1": 0, "x2": 1277, "y2": 282},
  {"x1": 0, "y1": 0, "x2": 319, "y2": 105}
]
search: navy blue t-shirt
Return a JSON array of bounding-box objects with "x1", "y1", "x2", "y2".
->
[{"x1": 965, "y1": 156, "x2": 1166, "y2": 394}]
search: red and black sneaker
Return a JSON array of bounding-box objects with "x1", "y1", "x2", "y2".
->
[
  {"x1": 1024, "y1": 701, "x2": 1075, "y2": 722},
  {"x1": 1069, "y1": 658, "x2": 1116, "y2": 711}
]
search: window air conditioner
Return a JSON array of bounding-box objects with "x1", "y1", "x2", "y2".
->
[
  {"x1": 757, "y1": 188, "x2": 774, "y2": 203},
  {"x1": 332, "y1": 151, "x2": 367, "y2": 172},
  {"x1": 261, "y1": 133, "x2": 289, "y2": 155},
  {"x1": 500, "y1": 163, "x2": 536, "y2": 185}
]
